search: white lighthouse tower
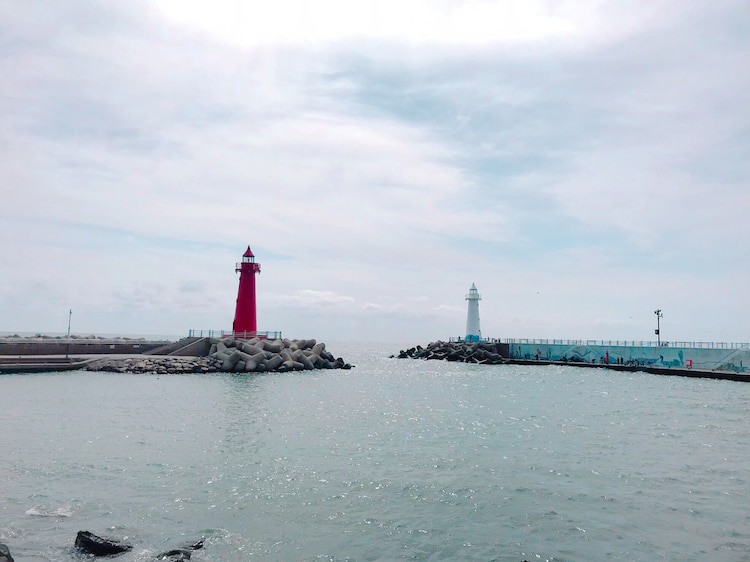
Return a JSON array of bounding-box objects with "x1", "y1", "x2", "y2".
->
[{"x1": 465, "y1": 283, "x2": 482, "y2": 342}]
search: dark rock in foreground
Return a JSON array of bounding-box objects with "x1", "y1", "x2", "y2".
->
[
  {"x1": 155, "y1": 548, "x2": 191, "y2": 560},
  {"x1": 0, "y1": 543, "x2": 14, "y2": 562},
  {"x1": 393, "y1": 341, "x2": 506, "y2": 365},
  {"x1": 75, "y1": 531, "x2": 132, "y2": 556},
  {"x1": 74, "y1": 532, "x2": 204, "y2": 559},
  {"x1": 182, "y1": 539, "x2": 204, "y2": 551},
  {"x1": 155, "y1": 538, "x2": 203, "y2": 560}
]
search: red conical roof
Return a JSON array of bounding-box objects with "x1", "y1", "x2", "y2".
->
[{"x1": 243, "y1": 246, "x2": 255, "y2": 258}]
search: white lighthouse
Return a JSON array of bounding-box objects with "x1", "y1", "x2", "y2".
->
[{"x1": 465, "y1": 283, "x2": 482, "y2": 341}]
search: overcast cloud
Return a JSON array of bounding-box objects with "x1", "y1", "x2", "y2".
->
[{"x1": 1, "y1": 0, "x2": 748, "y2": 343}]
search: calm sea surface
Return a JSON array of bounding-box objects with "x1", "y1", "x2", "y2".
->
[{"x1": 1, "y1": 342, "x2": 749, "y2": 561}]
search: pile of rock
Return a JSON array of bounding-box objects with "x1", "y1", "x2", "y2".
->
[
  {"x1": 84, "y1": 356, "x2": 215, "y2": 374},
  {"x1": 394, "y1": 341, "x2": 506, "y2": 364},
  {"x1": 209, "y1": 337, "x2": 352, "y2": 372},
  {"x1": 83, "y1": 337, "x2": 352, "y2": 374},
  {"x1": 74, "y1": 530, "x2": 203, "y2": 560},
  {"x1": 1, "y1": 532, "x2": 203, "y2": 561}
]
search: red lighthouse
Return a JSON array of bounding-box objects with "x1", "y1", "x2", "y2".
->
[{"x1": 233, "y1": 245, "x2": 261, "y2": 337}]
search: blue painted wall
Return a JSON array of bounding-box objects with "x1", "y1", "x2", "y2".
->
[{"x1": 508, "y1": 342, "x2": 749, "y2": 372}]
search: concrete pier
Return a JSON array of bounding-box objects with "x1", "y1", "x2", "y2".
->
[
  {"x1": 0, "y1": 356, "x2": 90, "y2": 374},
  {"x1": 0, "y1": 335, "x2": 171, "y2": 356},
  {"x1": 504, "y1": 357, "x2": 750, "y2": 383},
  {"x1": 397, "y1": 339, "x2": 750, "y2": 383}
]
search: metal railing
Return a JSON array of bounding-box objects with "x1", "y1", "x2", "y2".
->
[
  {"x1": 188, "y1": 329, "x2": 282, "y2": 340},
  {"x1": 447, "y1": 336, "x2": 749, "y2": 349},
  {"x1": 0, "y1": 336, "x2": 168, "y2": 345},
  {"x1": 498, "y1": 338, "x2": 749, "y2": 349},
  {"x1": 449, "y1": 336, "x2": 487, "y2": 343}
]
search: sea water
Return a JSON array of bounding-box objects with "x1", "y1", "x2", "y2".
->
[{"x1": 1, "y1": 343, "x2": 749, "y2": 561}]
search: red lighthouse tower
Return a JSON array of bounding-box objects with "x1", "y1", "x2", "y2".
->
[{"x1": 233, "y1": 245, "x2": 261, "y2": 337}]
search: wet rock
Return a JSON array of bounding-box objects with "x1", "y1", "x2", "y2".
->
[
  {"x1": 0, "y1": 543, "x2": 14, "y2": 562},
  {"x1": 394, "y1": 340, "x2": 506, "y2": 365},
  {"x1": 155, "y1": 548, "x2": 191, "y2": 561},
  {"x1": 155, "y1": 538, "x2": 204, "y2": 560},
  {"x1": 75, "y1": 530, "x2": 133, "y2": 556},
  {"x1": 183, "y1": 539, "x2": 204, "y2": 551}
]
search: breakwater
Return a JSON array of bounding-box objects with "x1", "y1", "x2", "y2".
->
[
  {"x1": 394, "y1": 341, "x2": 508, "y2": 364},
  {"x1": 208, "y1": 336, "x2": 351, "y2": 372},
  {"x1": 82, "y1": 355, "x2": 216, "y2": 374},
  {"x1": 0, "y1": 333, "x2": 352, "y2": 374},
  {"x1": 506, "y1": 339, "x2": 749, "y2": 372},
  {"x1": 396, "y1": 340, "x2": 750, "y2": 382},
  {"x1": 81, "y1": 336, "x2": 351, "y2": 374}
]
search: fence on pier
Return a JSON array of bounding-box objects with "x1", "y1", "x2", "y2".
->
[
  {"x1": 450, "y1": 337, "x2": 748, "y2": 350},
  {"x1": 188, "y1": 329, "x2": 282, "y2": 340}
]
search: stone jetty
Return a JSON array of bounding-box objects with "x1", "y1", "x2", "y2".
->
[
  {"x1": 83, "y1": 355, "x2": 216, "y2": 374},
  {"x1": 83, "y1": 337, "x2": 352, "y2": 374},
  {"x1": 394, "y1": 341, "x2": 506, "y2": 364}
]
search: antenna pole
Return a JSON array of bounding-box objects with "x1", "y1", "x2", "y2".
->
[
  {"x1": 66, "y1": 309, "x2": 72, "y2": 358},
  {"x1": 654, "y1": 309, "x2": 663, "y2": 346}
]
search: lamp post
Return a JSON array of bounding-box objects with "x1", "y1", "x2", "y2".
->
[
  {"x1": 654, "y1": 309, "x2": 663, "y2": 346},
  {"x1": 65, "y1": 309, "x2": 72, "y2": 359}
]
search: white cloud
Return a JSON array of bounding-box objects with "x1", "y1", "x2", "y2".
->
[
  {"x1": 274, "y1": 290, "x2": 356, "y2": 308},
  {"x1": 153, "y1": 0, "x2": 690, "y2": 51},
  {"x1": 432, "y1": 304, "x2": 463, "y2": 314},
  {"x1": 1, "y1": 1, "x2": 748, "y2": 343}
]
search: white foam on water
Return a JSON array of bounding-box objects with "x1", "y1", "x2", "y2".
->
[{"x1": 25, "y1": 505, "x2": 74, "y2": 518}]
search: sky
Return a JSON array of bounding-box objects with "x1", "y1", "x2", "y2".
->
[{"x1": 1, "y1": 0, "x2": 749, "y2": 344}]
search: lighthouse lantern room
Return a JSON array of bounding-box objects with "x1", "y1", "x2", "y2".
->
[{"x1": 233, "y1": 245, "x2": 261, "y2": 337}]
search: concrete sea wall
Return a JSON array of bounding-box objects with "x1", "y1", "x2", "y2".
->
[
  {"x1": 396, "y1": 340, "x2": 750, "y2": 382},
  {"x1": 509, "y1": 341, "x2": 749, "y2": 372},
  {"x1": 0, "y1": 336, "x2": 168, "y2": 355}
]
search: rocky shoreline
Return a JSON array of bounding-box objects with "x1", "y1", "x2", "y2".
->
[
  {"x1": 0, "y1": 531, "x2": 204, "y2": 561},
  {"x1": 393, "y1": 340, "x2": 506, "y2": 364},
  {"x1": 83, "y1": 355, "x2": 216, "y2": 374},
  {"x1": 83, "y1": 336, "x2": 352, "y2": 374}
]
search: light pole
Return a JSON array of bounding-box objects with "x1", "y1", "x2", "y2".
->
[
  {"x1": 654, "y1": 309, "x2": 663, "y2": 346},
  {"x1": 65, "y1": 309, "x2": 72, "y2": 358}
]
